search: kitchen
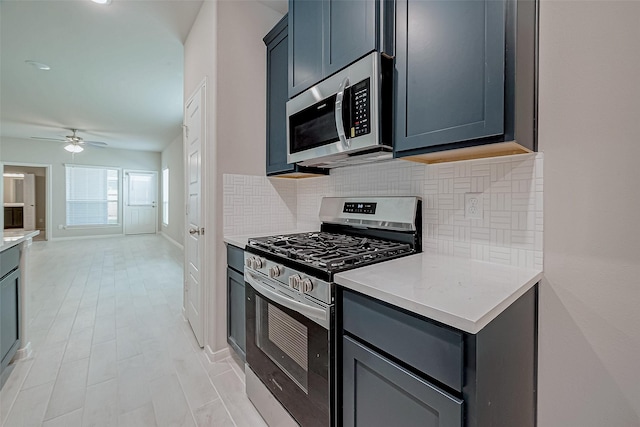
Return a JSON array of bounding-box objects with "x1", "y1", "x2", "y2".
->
[{"x1": 0, "y1": 0, "x2": 638, "y2": 426}]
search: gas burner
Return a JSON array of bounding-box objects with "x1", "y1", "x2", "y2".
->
[{"x1": 248, "y1": 231, "x2": 413, "y2": 273}]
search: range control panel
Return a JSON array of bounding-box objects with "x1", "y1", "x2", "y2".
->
[
  {"x1": 349, "y1": 78, "x2": 370, "y2": 138},
  {"x1": 343, "y1": 202, "x2": 377, "y2": 215}
]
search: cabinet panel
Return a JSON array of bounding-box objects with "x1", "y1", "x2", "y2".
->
[
  {"x1": 343, "y1": 289, "x2": 463, "y2": 392},
  {"x1": 288, "y1": 0, "x2": 324, "y2": 98},
  {"x1": 1, "y1": 269, "x2": 20, "y2": 368},
  {"x1": 226, "y1": 244, "x2": 245, "y2": 275},
  {"x1": 266, "y1": 20, "x2": 295, "y2": 175},
  {"x1": 395, "y1": 0, "x2": 506, "y2": 152},
  {"x1": 227, "y1": 267, "x2": 246, "y2": 359},
  {"x1": 323, "y1": 0, "x2": 377, "y2": 76},
  {"x1": 343, "y1": 336, "x2": 463, "y2": 427}
]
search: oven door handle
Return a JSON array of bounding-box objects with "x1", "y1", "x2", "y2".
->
[
  {"x1": 335, "y1": 76, "x2": 350, "y2": 150},
  {"x1": 245, "y1": 272, "x2": 329, "y2": 327}
]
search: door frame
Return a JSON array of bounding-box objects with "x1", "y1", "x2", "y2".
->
[
  {"x1": 123, "y1": 169, "x2": 159, "y2": 235},
  {"x1": 183, "y1": 77, "x2": 208, "y2": 349},
  {"x1": 1, "y1": 161, "x2": 53, "y2": 241}
]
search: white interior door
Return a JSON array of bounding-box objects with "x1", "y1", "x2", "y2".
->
[
  {"x1": 23, "y1": 173, "x2": 35, "y2": 230},
  {"x1": 124, "y1": 171, "x2": 158, "y2": 235},
  {"x1": 184, "y1": 83, "x2": 205, "y2": 347}
]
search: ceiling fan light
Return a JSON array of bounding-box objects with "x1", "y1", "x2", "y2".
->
[{"x1": 64, "y1": 143, "x2": 84, "y2": 153}]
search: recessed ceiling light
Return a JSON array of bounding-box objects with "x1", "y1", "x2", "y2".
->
[
  {"x1": 25, "y1": 60, "x2": 51, "y2": 71},
  {"x1": 91, "y1": 0, "x2": 112, "y2": 4}
]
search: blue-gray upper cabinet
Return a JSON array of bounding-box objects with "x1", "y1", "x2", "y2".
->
[
  {"x1": 265, "y1": 17, "x2": 295, "y2": 175},
  {"x1": 288, "y1": 0, "x2": 324, "y2": 98},
  {"x1": 322, "y1": 0, "x2": 377, "y2": 77},
  {"x1": 394, "y1": 0, "x2": 537, "y2": 160},
  {"x1": 288, "y1": 0, "x2": 380, "y2": 99}
]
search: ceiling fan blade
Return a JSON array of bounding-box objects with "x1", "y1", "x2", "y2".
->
[
  {"x1": 86, "y1": 141, "x2": 108, "y2": 147},
  {"x1": 31, "y1": 136, "x2": 66, "y2": 142}
]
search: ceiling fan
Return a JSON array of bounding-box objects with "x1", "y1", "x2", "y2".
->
[{"x1": 31, "y1": 128, "x2": 108, "y2": 153}]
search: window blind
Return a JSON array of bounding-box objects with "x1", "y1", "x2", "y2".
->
[{"x1": 66, "y1": 165, "x2": 119, "y2": 226}]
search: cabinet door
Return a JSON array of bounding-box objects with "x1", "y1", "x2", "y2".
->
[
  {"x1": 395, "y1": 0, "x2": 506, "y2": 153},
  {"x1": 288, "y1": 0, "x2": 324, "y2": 98},
  {"x1": 1, "y1": 269, "x2": 20, "y2": 368},
  {"x1": 323, "y1": 0, "x2": 377, "y2": 76},
  {"x1": 342, "y1": 335, "x2": 462, "y2": 427},
  {"x1": 227, "y1": 267, "x2": 246, "y2": 359},
  {"x1": 266, "y1": 22, "x2": 295, "y2": 175}
]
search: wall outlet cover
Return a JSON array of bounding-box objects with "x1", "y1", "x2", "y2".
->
[{"x1": 465, "y1": 193, "x2": 483, "y2": 220}]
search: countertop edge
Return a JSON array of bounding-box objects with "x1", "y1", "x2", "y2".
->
[{"x1": 1, "y1": 230, "x2": 40, "y2": 252}]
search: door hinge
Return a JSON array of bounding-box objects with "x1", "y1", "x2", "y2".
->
[{"x1": 200, "y1": 227, "x2": 205, "y2": 235}]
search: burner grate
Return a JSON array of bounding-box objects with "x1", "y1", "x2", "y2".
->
[{"x1": 248, "y1": 232, "x2": 413, "y2": 272}]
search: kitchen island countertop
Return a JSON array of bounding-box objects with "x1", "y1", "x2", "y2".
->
[{"x1": 1, "y1": 230, "x2": 40, "y2": 253}]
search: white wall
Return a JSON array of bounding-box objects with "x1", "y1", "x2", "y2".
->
[
  {"x1": 1, "y1": 137, "x2": 161, "y2": 239},
  {"x1": 161, "y1": 134, "x2": 185, "y2": 247},
  {"x1": 538, "y1": 1, "x2": 640, "y2": 425},
  {"x1": 184, "y1": 0, "x2": 282, "y2": 355}
]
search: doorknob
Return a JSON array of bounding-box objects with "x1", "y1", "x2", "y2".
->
[{"x1": 189, "y1": 228, "x2": 200, "y2": 235}]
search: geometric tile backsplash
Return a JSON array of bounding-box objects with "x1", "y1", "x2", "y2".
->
[{"x1": 224, "y1": 152, "x2": 543, "y2": 269}]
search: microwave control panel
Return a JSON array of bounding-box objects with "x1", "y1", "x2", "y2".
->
[{"x1": 349, "y1": 78, "x2": 371, "y2": 138}]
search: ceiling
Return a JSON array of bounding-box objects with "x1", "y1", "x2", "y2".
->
[{"x1": 0, "y1": 0, "x2": 204, "y2": 152}]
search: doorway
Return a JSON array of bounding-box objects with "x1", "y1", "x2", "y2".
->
[
  {"x1": 2, "y1": 163, "x2": 51, "y2": 241},
  {"x1": 123, "y1": 170, "x2": 158, "y2": 235}
]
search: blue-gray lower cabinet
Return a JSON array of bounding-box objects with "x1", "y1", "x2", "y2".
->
[
  {"x1": 227, "y1": 245, "x2": 245, "y2": 361},
  {"x1": 342, "y1": 335, "x2": 463, "y2": 427},
  {"x1": 394, "y1": 0, "x2": 537, "y2": 160},
  {"x1": 0, "y1": 246, "x2": 21, "y2": 388},
  {"x1": 338, "y1": 286, "x2": 537, "y2": 427}
]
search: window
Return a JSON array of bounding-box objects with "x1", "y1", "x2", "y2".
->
[
  {"x1": 65, "y1": 165, "x2": 119, "y2": 226},
  {"x1": 162, "y1": 167, "x2": 169, "y2": 226}
]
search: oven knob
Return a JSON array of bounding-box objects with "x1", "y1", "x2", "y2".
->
[
  {"x1": 251, "y1": 257, "x2": 265, "y2": 270},
  {"x1": 301, "y1": 278, "x2": 313, "y2": 293},
  {"x1": 245, "y1": 257, "x2": 253, "y2": 268},
  {"x1": 269, "y1": 265, "x2": 283, "y2": 278},
  {"x1": 288, "y1": 274, "x2": 301, "y2": 290}
]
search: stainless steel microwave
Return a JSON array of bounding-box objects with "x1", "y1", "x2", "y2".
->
[{"x1": 286, "y1": 52, "x2": 392, "y2": 168}]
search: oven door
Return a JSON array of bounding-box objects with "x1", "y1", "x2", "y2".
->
[{"x1": 246, "y1": 274, "x2": 333, "y2": 427}]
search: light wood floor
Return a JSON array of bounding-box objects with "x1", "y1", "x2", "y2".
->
[{"x1": 0, "y1": 234, "x2": 268, "y2": 427}]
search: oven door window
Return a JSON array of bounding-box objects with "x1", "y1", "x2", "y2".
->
[
  {"x1": 289, "y1": 94, "x2": 339, "y2": 154},
  {"x1": 256, "y1": 294, "x2": 309, "y2": 393}
]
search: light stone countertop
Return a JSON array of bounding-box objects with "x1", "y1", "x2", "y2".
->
[
  {"x1": 1, "y1": 230, "x2": 40, "y2": 252},
  {"x1": 335, "y1": 251, "x2": 543, "y2": 334}
]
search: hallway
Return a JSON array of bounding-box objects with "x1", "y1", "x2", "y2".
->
[{"x1": 0, "y1": 235, "x2": 267, "y2": 426}]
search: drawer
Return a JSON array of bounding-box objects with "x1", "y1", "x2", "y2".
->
[
  {"x1": 226, "y1": 244, "x2": 245, "y2": 274},
  {"x1": 0, "y1": 246, "x2": 20, "y2": 280},
  {"x1": 342, "y1": 289, "x2": 464, "y2": 392}
]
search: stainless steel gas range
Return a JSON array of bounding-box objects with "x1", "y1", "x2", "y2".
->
[{"x1": 244, "y1": 196, "x2": 422, "y2": 427}]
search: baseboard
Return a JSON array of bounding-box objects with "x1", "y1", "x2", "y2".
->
[
  {"x1": 160, "y1": 231, "x2": 184, "y2": 250},
  {"x1": 204, "y1": 344, "x2": 231, "y2": 363},
  {"x1": 50, "y1": 233, "x2": 124, "y2": 241},
  {"x1": 14, "y1": 342, "x2": 32, "y2": 361}
]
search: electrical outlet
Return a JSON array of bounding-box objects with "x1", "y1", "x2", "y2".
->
[{"x1": 465, "y1": 193, "x2": 483, "y2": 220}]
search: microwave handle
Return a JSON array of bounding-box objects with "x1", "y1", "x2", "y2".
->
[{"x1": 335, "y1": 77, "x2": 350, "y2": 149}]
